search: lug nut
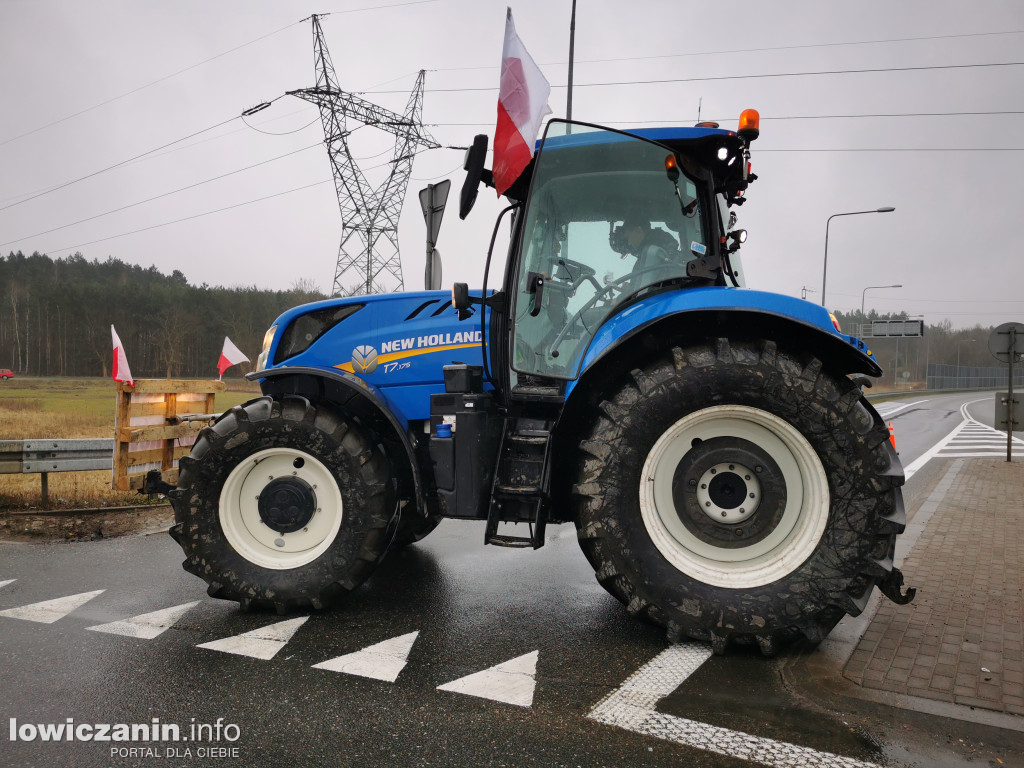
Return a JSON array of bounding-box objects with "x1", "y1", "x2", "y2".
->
[
  {"x1": 705, "y1": 501, "x2": 711, "y2": 507},
  {"x1": 729, "y1": 464, "x2": 735, "y2": 470},
  {"x1": 750, "y1": 493, "x2": 756, "y2": 499},
  {"x1": 701, "y1": 483, "x2": 707, "y2": 489},
  {"x1": 755, "y1": 466, "x2": 763, "y2": 473},
  {"x1": 689, "y1": 479, "x2": 697, "y2": 487},
  {"x1": 745, "y1": 475, "x2": 751, "y2": 481},
  {"x1": 721, "y1": 511, "x2": 727, "y2": 517},
  {"x1": 710, "y1": 468, "x2": 717, "y2": 475},
  {"x1": 735, "y1": 529, "x2": 744, "y2": 536}
]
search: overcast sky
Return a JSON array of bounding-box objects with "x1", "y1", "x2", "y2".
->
[{"x1": 1, "y1": 0, "x2": 1021, "y2": 329}]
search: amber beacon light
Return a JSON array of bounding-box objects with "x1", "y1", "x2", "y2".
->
[{"x1": 738, "y1": 109, "x2": 760, "y2": 141}]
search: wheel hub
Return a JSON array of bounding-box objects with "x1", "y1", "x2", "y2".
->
[
  {"x1": 697, "y1": 463, "x2": 760, "y2": 523},
  {"x1": 257, "y1": 477, "x2": 317, "y2": 533},
  {"x1": 671, "y1": 436, "x2": 787, "y2": 549}
]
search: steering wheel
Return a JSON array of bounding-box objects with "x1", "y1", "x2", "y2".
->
[{"x1": 546, "y1": 263, "x2": 690, "y2": 358}]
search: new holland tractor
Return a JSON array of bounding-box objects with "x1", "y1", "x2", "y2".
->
[{"x1": 169, "y1": 112, "x2": 914, "y2": 654}]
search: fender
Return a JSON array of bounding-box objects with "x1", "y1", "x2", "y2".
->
[
  {"x1": 565, "y1": 287, "x2": 881, "y2": 399},
  {"x1": 248, "y1": 366, "x2": 425, "y2": 511}
]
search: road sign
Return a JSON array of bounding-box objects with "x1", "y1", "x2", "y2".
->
[
  {"x1": 988, "y1": 322, "x2": 1024, "y2": 363},
  {"x1": 988, "y1": 322, "x2": 1023, "y2": 461},
  {"x1": 425, "y1": 249, "x2": 442, "y2": 291},
  {"x1": 869, "y1": 319, "x2": 924, "y2": 338},
  {"x1": 419, "y1": 179, "x2": 451, "y2": 248}
]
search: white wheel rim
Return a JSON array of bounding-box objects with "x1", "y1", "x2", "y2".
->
[
  {"x1": 639, "y1": 405, "x2": 829, "y2": 589},
  {"x1": 219, "y1": 447, "x2": 343, "y2": 570}
]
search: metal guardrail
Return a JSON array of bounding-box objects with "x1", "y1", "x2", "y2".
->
[{"x1": 0, "y1": 438, "x2": 115, "y2": 505}]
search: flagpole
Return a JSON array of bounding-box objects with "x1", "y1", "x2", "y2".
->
[{"x1": 566, "y1": 0, "x2": 576, "y2": 124}]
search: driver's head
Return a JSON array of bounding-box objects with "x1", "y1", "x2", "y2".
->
[{"x1": 623, "y1": 217, "x2": 650, "y2": 250}]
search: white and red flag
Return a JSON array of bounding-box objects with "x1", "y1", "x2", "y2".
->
[
  {"x1": 493, "y1": 7, "x2": 551, "y2": 196},
  {"x1": 217, "y1": 336, "x2": 250, "y2": 378},
  {"x1": 111, "y1": 325, "x2": 134, "y2": 385}
]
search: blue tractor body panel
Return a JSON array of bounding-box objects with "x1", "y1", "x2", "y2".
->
[
  {"x1": 261, "y1": 285, "x2": 878, "y2": 422},
  {"x1": 263, "y1": 290, "x2": 487, "y2": 427},
  {"x1": 565, "y1": 287, "x2": 878, "y2": 397}
]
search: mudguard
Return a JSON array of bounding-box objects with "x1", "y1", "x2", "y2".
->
[{"x1": 565, "y1": 287, "x2": 881, "y2": 399}]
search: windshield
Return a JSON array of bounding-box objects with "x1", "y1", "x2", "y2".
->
[{"x1": 512, "y1": 122, "x2": 709, "y2": 380}]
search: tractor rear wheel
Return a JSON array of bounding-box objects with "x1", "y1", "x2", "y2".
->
[
  {"x1": 169, "y1": 395, "x2": 395, "y2": 612},
  {"x1": 573, "y1": 338, "x2": 907, "y2": 654}
]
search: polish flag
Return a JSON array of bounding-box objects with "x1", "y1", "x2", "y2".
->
[
  {"x1": 217, "y1": 336, "x2": 250, "y2": 378},
  {"x1": 111, "y1": 325, "x2": 133, "y2": 385},
  {"x1": 493, "y1": 8, "x2": 551, "y2": 196}
]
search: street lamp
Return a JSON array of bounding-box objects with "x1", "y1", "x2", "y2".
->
[
  {"x1": 956, "y1": 338, "x2": 976, "y2": 388},
  {"x1": 861, "y1": 284, "x2": 902, "y2": 315},
  {"x1": 822, "y1": 207, "x2": 896, "y2": 306}
]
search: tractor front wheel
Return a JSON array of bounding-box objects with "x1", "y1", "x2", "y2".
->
[
  {"x1": 169, "y1": 395, "x2": 395, "y2": 612},
  {"x1": 573, "y1": 339, "x2": 907, "y2": 654}
]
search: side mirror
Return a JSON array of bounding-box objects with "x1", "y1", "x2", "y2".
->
[
  {"x1": 452, "y1": 282, "x2": 473, "y2": 320},
  {"x1": 459, "y1": 135, "x2": 494, "y2": 220}
]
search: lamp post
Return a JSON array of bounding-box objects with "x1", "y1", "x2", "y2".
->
[
  {"x1": 861, "y1": 284, "x2": 902, "y2": 315},
  {"x1": 822, "y1": 207, "x2": 896, "y2": 306},
  {"x1": 956, "y1": 338, "x2": 976, "y2": 388}
]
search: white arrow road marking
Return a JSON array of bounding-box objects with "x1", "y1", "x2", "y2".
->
[
  {"x1": 0, "y1": 579, "x2": 15, "y2": 590},
  {"x1": 875, "y1": 399, "x2": 928, "y2": 418},
  {"x1": 904, "y1": 399, "x2": 1024, "y2": 478},
  {"x1": 437, "y1": 650, "x2": 538, "y2": 708},
  {"x1": 197, "y1": 616, "x2": 309, "y2": 660},
  {"x1": 312, "y1": 630, "x2": 419, "y2": 682},
  {"x1": 86, "y1": 601, "x2": 200, "y2": 640},
  {"x1": 589, "y1": 644, "x2": 883, "y2": 768},
  {"x1": 0, "y1": 590, "x2": 105, "y2": 624}
]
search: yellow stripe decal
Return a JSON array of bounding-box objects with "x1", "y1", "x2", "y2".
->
[{"x1": 336, "y1": 342, "x2": 481, "y2": 373}]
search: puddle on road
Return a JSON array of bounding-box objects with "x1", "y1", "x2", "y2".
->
[{"x1": 657, "y1": 650, "x2": 883, "y2": 764}]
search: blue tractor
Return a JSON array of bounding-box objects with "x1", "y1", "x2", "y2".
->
[{"x1": 169, "y1": 113, "x2": 914, "y2": 654}]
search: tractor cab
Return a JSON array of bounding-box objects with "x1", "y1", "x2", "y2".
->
[{"x1": 458, "y1": 117, "x2": 758, "y2": 393}]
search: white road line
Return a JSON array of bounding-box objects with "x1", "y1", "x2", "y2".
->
[
  {"x1": 197, "y1": 616, "x2": 309, "y2": 660},
  {"x1": 86, "y1": 601, "x2": 200, "y2": 640},
  {"x1": 875, "y1": 399, "x2": 928, "y2": 418},
  {"x1": 0, "y1": 579, "x2": 15, "y2": 590},
  {"x1": 437, "y1": 650, "x2": 538, "y2": 708},
  {"x1": 589, "y1": 644, "x2": 882, "y2": 768},
  {"x1": 0, "y1": 590, "x2": 105, "y2": 624},
  {"x1": 312, "y1": 631, "x2": 419, "y2": 682}
]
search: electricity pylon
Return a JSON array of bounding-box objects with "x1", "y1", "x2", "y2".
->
[{"x1": 287, "y1": 14, "x2": 439, "y2": 296}]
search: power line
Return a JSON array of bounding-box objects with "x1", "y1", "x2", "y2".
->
[
  {"x1": 367, "y1": 60, "x2": 1024, "y2": 94},
  {"x1": 0, "y1": 21, "x2": 302, "y2": 149},
  {"x1": 0, "y1": 142, "x2": 321, "y2": 247},
  {"x1": 428, "y1": 109, "x2": 1024, "y2": 128},
  {"x1": 36, "y1": 153, "x2": 408, "y2": 255},
  {"x1": 424, "y1": 29, "x2": 1024, "y2": 75},
  {"x1": 0, "y1": 1, "x2": 446, "y2": 149},
  {"x1": 42, "y1": 179, "x2": 333, "y2": 255},
  {"x1": 0, "y1": 113, "x2": 251, "y2": 213}
]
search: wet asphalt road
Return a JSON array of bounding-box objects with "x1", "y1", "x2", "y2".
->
[{"x1": 1, "y1": 391, "x2": 1022, "y2": 768}]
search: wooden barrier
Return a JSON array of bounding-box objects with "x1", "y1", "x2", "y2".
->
[{"x1": 112, "y1": 380, "x2": 225, "y2": 491}]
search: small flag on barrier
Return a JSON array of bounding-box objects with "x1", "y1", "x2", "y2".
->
[
  {"x1": 217, "y1": 336, "x2": 250, "y2": 379},
  {"x1": 111, "y1": 325, "x2": 133, "y2": 385}
]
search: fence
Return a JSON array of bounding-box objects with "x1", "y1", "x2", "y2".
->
[
  {"x1": 0, "y1": 439, "x2": 114, "y2": 505},
  {"x1": 1, "y1": 380, "x2": 224, "y2": 505},
  {"x1": 926, "y1": 363, "x2": 1024, "y2": 391}
]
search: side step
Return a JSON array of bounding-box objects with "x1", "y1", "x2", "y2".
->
[{"x1": 485, "y1": 419, "x2": 552, "y2": 549}]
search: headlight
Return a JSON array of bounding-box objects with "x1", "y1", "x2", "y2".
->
[
  {"x1": 273, "y1": 304, "x2": 363, "y2": 364},
  {"x1": 255, "y1": 325, "x2": 277, "y2": 372}
]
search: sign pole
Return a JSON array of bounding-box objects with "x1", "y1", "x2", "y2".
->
[{"x1": 1008, "y1": 327, "x2": 1016, "y2": 463}]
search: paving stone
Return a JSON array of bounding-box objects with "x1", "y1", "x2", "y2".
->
[{"x1": 844, "y1": 458, "x2": 1024, "y2": 715}]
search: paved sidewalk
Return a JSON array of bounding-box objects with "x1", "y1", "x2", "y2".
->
[{"x1": 842, "y1": 457, "x2": 1024, "y2": 717}]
